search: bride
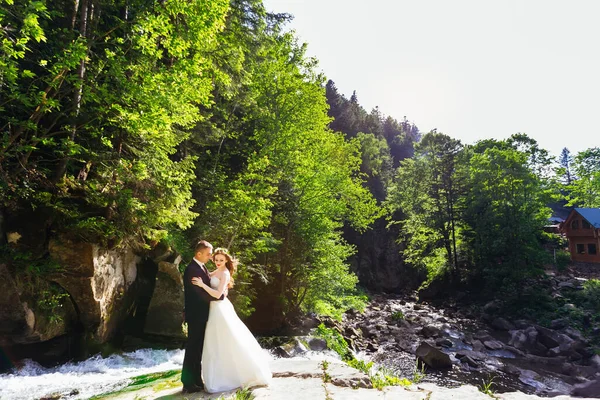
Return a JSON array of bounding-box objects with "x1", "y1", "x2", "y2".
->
[{"x1": 191, "y1": 248, "x2": 272, "y2": 393}]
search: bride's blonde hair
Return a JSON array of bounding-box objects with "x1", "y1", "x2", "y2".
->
[{"x1": 213, "y1": 248, "x2": 238, "y2": 288}]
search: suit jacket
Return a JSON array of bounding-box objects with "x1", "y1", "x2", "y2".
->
[{"x1": 183, "y1": 260, "x2": 223, "y2": 325}]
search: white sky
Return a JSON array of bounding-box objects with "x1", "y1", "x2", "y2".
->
[{"x1": 261, "y1": 0, "x2": 600, "y2": 157}]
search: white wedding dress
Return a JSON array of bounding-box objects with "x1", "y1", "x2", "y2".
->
[{"x1": 201, "y1": 275, "x2": 272, "y2": 393}]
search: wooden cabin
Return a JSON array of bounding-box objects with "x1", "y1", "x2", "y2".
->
[{"x1": 561, "y1": 208, "x2": 600, "y2": 263}]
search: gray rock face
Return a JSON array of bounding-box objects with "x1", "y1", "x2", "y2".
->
[
  {"x1": 143, "y1": 261, "x2": 185, "y2": 338},
  {"x1": 275, "y1": 339, "x2": 309, "y2": 358},
  {"x1": 416, "y1": 342, "x2": 452, "y2": 369},
  {"x1": 536, "y1": 326, "x2": 564, "y2": 349},
  {"x1": 508, "y1": 327, "x2": 548, "y2": 355},
  {"x1": 49, "y1": 238, "x2": 140, "y2": 343},
  {"x1": 0, "y1": 264, "x2": 28, "y2": 342},
  {"x1": 550, "y1": 318, "x2": 569, "y2": 330},
  {"x1": 435, "y1": 337, "x2": 453, "y2": 348},
  {"x1": 492, "y1": 317, "x2": 516, "y2": 331},
  {"x1": 308, "y1": 338, "x2": 327, "y2": 351},
  {"x1": 420, "y1": 325, "x2": 441, "y2": 338},
  {"x1": 0, "y1": 264, "x2": 77, "y2": 346},
  {"x1": 483, "y1": 340, "x2": 504, "y2": 350},
  {"x1": 572, "y1": 377, "x2": 600, "y2": 398}
]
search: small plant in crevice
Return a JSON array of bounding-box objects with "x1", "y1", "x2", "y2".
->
[
  {"x1": 478, "y1": 375, "x2": 497, "y2": 397},
  {"x1": 412, "y1": 359, "x2": 426, "y2": 384},
  {"x1": 320, "y1": 360, "x2": 333, "y2": 400},
  {"x1": 391, "y1": 310, "x2": 405, "y2": 321},
  {"x1": 346, "y1": 358, "x2": 373, "y2": 375},
  {"x1": 232, "y1": 387, "x2": 255, "y2": 400},
  {"x1": 369, "y1": 366, "x2": 411, "y2": 391}
]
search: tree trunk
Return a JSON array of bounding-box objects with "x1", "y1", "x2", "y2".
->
[{"x1": 54, "y1": 0, "x2": 90, "y2": 182}]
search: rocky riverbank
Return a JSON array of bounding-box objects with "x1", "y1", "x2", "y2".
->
[
  {"x1": 271, "y1": 266, "x2": 600, "y2": 398},
  {"x1": 98, "y1": 358, "x2": 599, "y2": 400}
]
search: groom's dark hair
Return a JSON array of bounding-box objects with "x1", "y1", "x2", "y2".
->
[{"x1": 195, "y1": 240, "x2": 213, "y2": 253}]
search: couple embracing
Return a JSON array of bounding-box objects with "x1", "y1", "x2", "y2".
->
[{"x1": 181, "y1": 240, "x2": 272, "y2": 394}]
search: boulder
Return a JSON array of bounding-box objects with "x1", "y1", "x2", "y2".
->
[
  {"x1": 308, "y1": 338, "x2": 327, "y2": 351},
  {"x1": 435, "y1": 338, "x2": 453, "y2": 348},
  {"x1": 416, "y1": 342, "x2": 452, "y2": 369},
  {"x1": 572, "y1": 377, "x2": 600, "y2": 398},
  {"x1": 559, "y1": 279, "x2": 584, "y2": 290},
  {"x1": 456, "y1": 350, "x2": 488, "y2": 361},
  {"x1": 420, "y1": 325, "x2": 441, "y2": 338},
  {"x1": 483, "y1": 300, "x2": 502, "y2": 314},
  {"x1": 275, "y1": 339, "x2": 309, "y2": 358},
  {"x1": 48, "y1": 238, "x2": 140, "y2": 343},
  {"x1": 508, "y1": 327, "x2": 547, "y2": 355},
  {"x1": 550, "y1": 318, "x2": 569, "y2": 330},
  {"x1": 483, "y1": 340, "x2": 504, "y2": 351},
  {"x1": 491, "y1": 317, "x2": 515, "y2": 331},
  {"x1": 460, "y1": 355, "x2": 479, "y2": 368},
  {"x1": 143, "y1": 261, "x2": 185, "y2": 338},
  {"x1": 513, "y1": 319, "x2": 533, "y2": 329},
  {"x1": 564, "y1": 327, "x2": 587, "y2": 343},
  {"x1": 474, "y1": 330, "x2": 493, "y2": 342},
  {"x1": 536, "y1": 326, "x2": 565, "y2": 349}
]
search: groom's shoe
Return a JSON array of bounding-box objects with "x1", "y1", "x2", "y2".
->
[{"x1": 182, "y1": 384, "x2": 204, "y2": 394}]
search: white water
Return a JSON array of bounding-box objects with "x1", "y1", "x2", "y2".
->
[
  {"x1": 0, "y1": 348, "x2": 184, "y2": 400},
  {"x1": 0, "y1": 348, "x2": 342, "y2": 400}
]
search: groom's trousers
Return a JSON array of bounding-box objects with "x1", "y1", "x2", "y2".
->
[{"x1": 181, "y1": 320, "x2": 207, "y2": 388}]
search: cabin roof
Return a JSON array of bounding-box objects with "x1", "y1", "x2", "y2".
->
[{"x1": 574, "y1": 208, "x2": 600, "y2": 228}]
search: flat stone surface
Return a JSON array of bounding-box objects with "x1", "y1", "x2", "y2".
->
[
  {"x1": 253, "y1": 377, "x2": 325, "y2": 399},
  {"x1": 102, "y1": 358, "x2": 598, "y2": 399}
]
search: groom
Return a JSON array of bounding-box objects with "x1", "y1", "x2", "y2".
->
[{"x1": 181, "y1": 240, "x2": 224, "y2": 393}]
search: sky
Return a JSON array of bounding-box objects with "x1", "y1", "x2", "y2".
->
[{"x1": 261, "y1": 0, "x2": 600, "y2": 157}]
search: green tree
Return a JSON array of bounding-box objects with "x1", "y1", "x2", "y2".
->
[
  {"x1": 464, "y1": 142, "x2": 553, "y2": 295},
  {"x1": 559, "y1": 147, "x2": 574, "y2": 185},
  {"x1": 387, "y1": 131, "x2": 465, "y2": 283},
  {"x1": 1, "y1": 0, "x2": 230, "y2": 245},
  {"x1": 567, "y1": 148, "x2": 600, "y2": 207},
  {"x1": 174, "y1": 3, "x2": 379, "y2": 322}
]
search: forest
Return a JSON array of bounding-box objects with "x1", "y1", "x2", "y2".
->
[{"x1": 1, "y1": 0, "x2": 599, "y2": 336}]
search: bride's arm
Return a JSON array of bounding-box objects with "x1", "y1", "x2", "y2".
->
[{"x1": 191, "y1": 273, "x2": 229, "y2": 299}]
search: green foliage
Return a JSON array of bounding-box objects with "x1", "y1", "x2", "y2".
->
[
  {"x1": 1, "y1": 0, "x2": 230, "y2": 245},
  {"x1": 391, "y1": 311, "x2": 405, "y2": 321},
  {"x1": 181, "y1": 3, "x2": 378, "y2": 322},
  {"x1": 218, "y1": 388, "x2": 255, "y2": 400},
  {"x1": 347, "y1": 358, "x2": 374, "y2": 374},
  {"x1": 582, "y1": 279, "x2": 600, "y2": 312},
  {"x1": 387, "y1": 133, "x2": 556, "y2": 300},
  {"x1": 566, "y1": 148, "x2": 600, "y2": 207},
  {"x1": 509, "y1": 284, "x2": 557, "y2": 321},
  {"x1": 370, "y1": 366, "x2": 412, "y2": 390},
  {"x1": 0, "y1": 245, "x2": 63, "y2": 276},
  {"x1": 315, "y1": 323, "x2": 352, "y2": 361},
  {"x1": 555, "y1": 250, "x2": 571, "y2": 271},
  {"x1": 90, "y1": 369, "x2": 181, "y2": 399},
  {"x1": 127, "y1": 370, "x2": 180, "y2": 387},
  {"x1": 1, "y1": 0, "x2": 379, "y2": 326},
  {"x1": 465, "y1": 140, "x2": 553, "y2": 295},
  {"x1": 316, "y1": 324, "x2": 415, "y2": 390},
  {"x1": 387, "y1": 131, "x2": 466, "y2": 283},
  {"x1": 37, "y1": 285, "x2": 69, "y2": 325}
]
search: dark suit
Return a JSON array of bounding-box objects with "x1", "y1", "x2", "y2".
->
[{"x1": 181, "y1": 259, "x2": 223, "y2": 389}]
